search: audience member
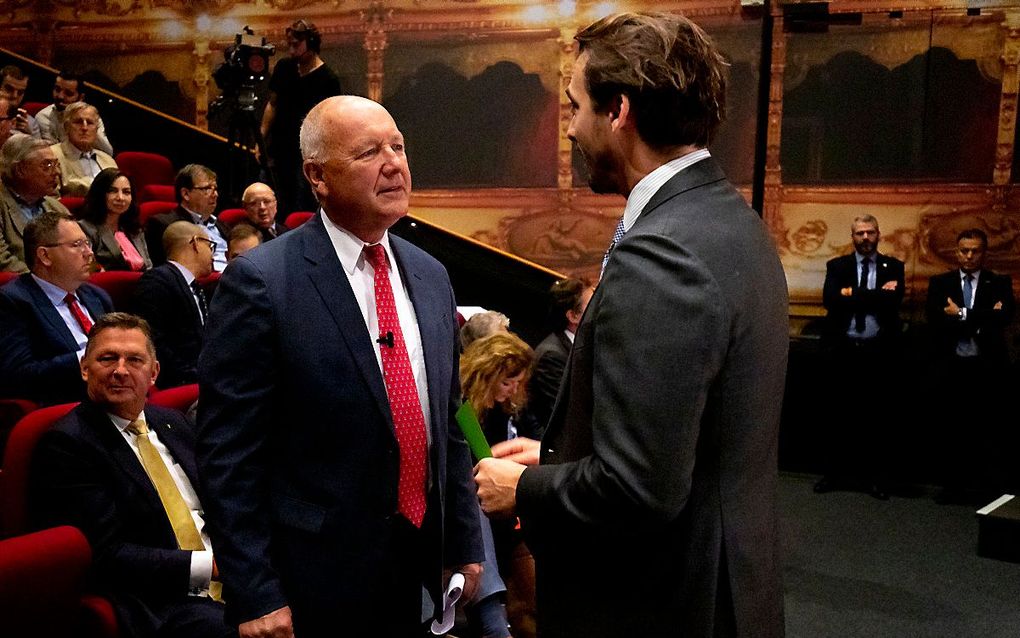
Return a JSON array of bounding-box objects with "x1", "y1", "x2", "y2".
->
[
  {"x1": 29, "y1": 312, "x2": 235, "y2": 638},
  {"x1": 460, "y1": 309, "x2": 510, "y2": 350},
  {"x1": 926, "y1": 228, "x2": 1016, "y2": 502},
  {"x1": 131, "y1": 221, "x2": 212, "y2": 389},
  {"x1": 36, "y1": 71, "x2": 114, "y2": 154},
  {"x1": 0, "y1": 95, "x2": 16, "y2": 147},
  {"x1": 226, "y1": 222, "x2": 261, "y2": 261},
  {"x1": 815, "y1": 214, "x2": 904, "y2": 499},
  {"x1": 0, "y1": 134, "x2": 69, "y2": 272},
  {"x1": 78, "y1": 167, "x2": 151, "y2": 271},
  {"x1": 0, "y1": 210, "x2": 111, "y2": 404},
  {"x1": 145, "y1": 164, "x2": 228, "y2": 271},
  {"x1": 260, "y1": 19, "x2": 342, "y2": 216},
  {"x1": 51, "y1": 102, "x2": 117, "y2": 196},
  {"x1": 240, "y1": 181, "x2": 287, "y2": 241},
  {"x1": 197, "y1": 96, "x2": 482, "y2": 637},
  {"x1": 0, "y1": 64, "x2": 41, "y2": 137},
  {"x1": 530, "y1": 278, "x2": 592, "y2": 428},
  {"x1": 474, "y1": 13, "x2": 788, "y2": 638}
]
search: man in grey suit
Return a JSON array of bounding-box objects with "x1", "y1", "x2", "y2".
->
[{"x1": 475, "y1": 12, "x2": 788, "y2": 638}]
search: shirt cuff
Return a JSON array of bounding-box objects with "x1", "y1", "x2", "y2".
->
[
  {"x1": 190, "y1": 550, "x2": 213, "y2": 591},
  {"x1": 960, "y1": 307, "x2": 968, "y2": 321}
]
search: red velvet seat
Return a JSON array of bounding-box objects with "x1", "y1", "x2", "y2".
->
[
  {"x1": 60, "y1": 196, "x2": 86, "y2": 218},
  {"x1": 0, "y1": 398, "x2": 38, "y2": 458},
  {"x1": 148, "y1": 384, "x2": 199, "y2": 413},
  {"x1": 88, "y1": 270, "x2": 143, "y2": 311},
  {"x1": 114, "y1": 151, "x2": 174, "y2": 192},
  {"x1": 285, "y1": 211, "x2": 315, "y2": 229},
  {"x1": 218, "y1": 207, "x2": 247, "y2": 226},
  {"x1": 139, "y1": 200, "x2": 177, "y2": 227},
  {"x1": 0, "y1": 270, "x2": 18, "y2": 286},
  {"x1": 137, "y1": 183, "x2": 176, "y2": 205},
  {"x1": 0, "y1": 402, "x2": 77, "y2": 537},
  {"x1": 21, "y1": 101, "x2": 48, "y2": 117}
]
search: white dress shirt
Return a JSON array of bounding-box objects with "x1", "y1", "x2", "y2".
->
[
  {"x1": 168, "y1": 260, "x2": 205, "y2": 325},
  {"x1": 109, "y1": 411, "x2": 214, "y2": 595},
  {"x1": 620, "y1": 148, "x2": 712, "y2": 234},
  {"x1": 31, "y1": 274, "x2": 94, "y2": 361}
]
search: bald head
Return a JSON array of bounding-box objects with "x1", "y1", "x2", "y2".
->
[
  {"x1": 299, "y1": 96, "x2": 411, "y2": 243},
  {"x1": 242, "y1": 181, "x2": 277, "y2": 229},
  {"x1": 163, "y1": 221, "x2": 204, "y2": 258}
]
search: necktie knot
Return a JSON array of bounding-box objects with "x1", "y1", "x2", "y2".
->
[
  {"x1": 126, "y1": 419, "x2": 148, "y2": 436},
  {"x1": 364, "y1": 243, "x2": 387, "y2": 271}
]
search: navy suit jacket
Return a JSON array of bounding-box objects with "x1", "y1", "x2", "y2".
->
[
  {"x1": 131, "y1": 263, "x2": 205, "y2": 389},
  {"x1": 822, "y1": 252, "x2": 905, "y2": 343},
  {"x1": 196, "y1": 213, "x2": 483, "y2": 625},
  {"x1": 0, "y1": 274, "x2": 112, "y2": 404},
  {"x1": 926, "y1": 268, "x2": 1015, "y2": 364},
  {"x1": 146, "y1": 207, "x2": 230, "y2": 267},
  {"x1": 29, "y1": 400, "x2": 210, "y2": 636}
]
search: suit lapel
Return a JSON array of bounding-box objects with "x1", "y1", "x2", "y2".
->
[
  {"x1": 2, "y1": 187, "x2": 29, "y2": 237},
  {"x1": 78, "y1": 284, "x2": 108, "y2": 320},
  {"x1": 145, "y1": 408, "x2": 199, "y2": 487},
  {"x1": 638, "y1": 156, "x2": 727, "y2": 222},
  {"x1": 165, "y1": 266, "x2": 203, "y2": 328},
  {"x1": 301, "y1": 217, "x2": 391, "y2": 423},
  {"x1": 22, "y1": 276, "x2": 79, "y2": 351}
]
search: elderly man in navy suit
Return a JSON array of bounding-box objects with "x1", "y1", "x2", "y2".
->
[
  {"x1": 197, "y1": 95, "x2": 482, "y2": 638},
  {"x1": 30, "y1": 312, "x2": 235, "y2": 638},
  {"x1": 475, "y1": 13, "x2": 788, "y2": 638},
  {"x1": 0, "y1": 209, "x2": 112, "y2": 404}
]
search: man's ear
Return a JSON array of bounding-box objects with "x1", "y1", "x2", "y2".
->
[
  {"x1": 610, "y1": 94, "x2": 631, "y2": 132},
  {"x1": 303, "y1": 160, "x2": 326, "y2": 197}
]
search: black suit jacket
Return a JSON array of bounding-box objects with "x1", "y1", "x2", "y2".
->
[
  {"x1": 196, "y1": 214, "x2": 483, "y2": 626},
  {"x1": 131, "y1": 264, "x2": 205, "y2": 389},
  {"x1": 926, "y1": 268, "x2": 1015, "y2": 364},
  {"x1": 146, "y1": 207, "x2": 230, "y2": 267},
  {"x1": 822, "y1": 252, "x2": 905, "y2": 343},
  {"x1": 0, "y1": 274, "x2": 112, "y2": 404},
  {"x1": 516, "y1": 157, "x2": 788, "y2": 637},
  {"x1": 529, "y1": 330, "x2": 571, "y2": 431},
  {"x1": 29, "y1": 400, "x2": 213, "y2": 636}
]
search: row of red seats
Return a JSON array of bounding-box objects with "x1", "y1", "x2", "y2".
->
[{"x1": 0, "y1": 384, "x2": 198, "y2": 637}]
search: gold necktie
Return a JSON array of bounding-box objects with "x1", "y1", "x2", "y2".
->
[{"x1": 127, "y1": 420, "x2": 223, "y2": 601}]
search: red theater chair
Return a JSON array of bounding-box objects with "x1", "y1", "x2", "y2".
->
[
  {"x1": 115, "y1": 151, "x2": 174, "y2": 192},
  {"x1": 148, "y1": 384, "x2": 199, "y2": 413},
  {"x1": 0, "y1": 402, "x2": 77, "y2": 537},
  {"x1": 285, "y1": 211, "x2": 314, "y2": 229},
  {"x1": 139, "y1": 200, "x2": 177, "y2": 226},
  {"x1": 0, "y1": 526, "x2": 119, "y2": 637},
  {"x1": 0, "y1": 270, "x2": 19, "y2": 286},
  {"x1": 21, "y1": 101, "x2": 48, "y2": 117},
  {"x1": 60, "y1": 196, "x2": 86, "y2": 218},
  {"x1": 88, "y1": 271, "x2": 143, "y2": 311},
  {"x1": 218, "y1": 208, "x2": 247, "y2": 226},
  {"x1": 138, "y1": 183, "x2": 176, "y2": 205},
  {"x1": 0, "y1": 398, "x2": 37, "y2": 457}
]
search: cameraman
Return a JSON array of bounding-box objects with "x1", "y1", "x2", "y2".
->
[{"x1": 260, "y1": 19, "x2": 342, "y2": 218}]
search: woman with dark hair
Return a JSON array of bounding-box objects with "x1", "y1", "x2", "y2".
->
[{"x1": 78, "y1": 167, "x2": 151, "y2": 271}]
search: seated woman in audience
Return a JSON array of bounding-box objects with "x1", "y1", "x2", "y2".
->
[
  {"x1": 461, "y1": 331, "x2": 540, "y2": 638},
  {"x1": 78, "y1": 168, "x2": 151, "y2": 271}
]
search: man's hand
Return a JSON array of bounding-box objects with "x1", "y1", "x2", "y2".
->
[
  {"x1": 881, "y1": 280, "x2": 898, "y2": 291},
  {"x1": 14, "y1": 108, "x2": 31, "y2": 134},
  {"x1": 474, "y1": 458, "x2": 526, "y2": 519},
  {"x1": 491, "y1": 437, "x2": 541, "y2": 465},
  {"x1": 994, "y1": 301, "x2": 1003, "y2": 310},
  {"x1": 239, "y1": 606, "x2": 294, "y2": 638},
  {"x1": 448, "y1": 562, "x2": 483, "y2": 604},
  {"x1": 944, "y1": 297, "x2": 960, "y2": 317},
  {"x1": 840, "y1": 286, "x2": 853, "y2": 297}
]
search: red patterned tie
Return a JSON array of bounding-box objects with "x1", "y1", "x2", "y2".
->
[
  {"x1": 364, "y1": 243, "x2": 428, "y2": 527},
  {"x1": 64, "y1": 293, "x2": 94, "y2": 334}
]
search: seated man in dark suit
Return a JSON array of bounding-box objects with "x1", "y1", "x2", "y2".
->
[
  {"x1": 29, "y1": 312, "x2": 235, "y2": 638},
  {"x1": 926, "y1": 228, "x2": 1016, "y2": 501},
  {"x1": 240, "y1": 181, "x2": 287, "y2": 242},
  {"x1": 530, "y1": 278, "x2": 592, "y2": 430},
  {"x1": 145, "y1": 164, "x2": 228, "y2": 271},
  {"x1": 131, "y1": 221, "x2": 213, "y2": 389},
  {"x1": 0, "y1": 209, "x2": 112, "y2": 404}
]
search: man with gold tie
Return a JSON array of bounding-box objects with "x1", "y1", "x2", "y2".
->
[{"x1": 29, "y1": 312, "x2": 235, "y2": 638}]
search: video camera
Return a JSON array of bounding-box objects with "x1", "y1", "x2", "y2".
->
[{"x1": 212, "y1": 26, "x2": 275, "y2": 112}]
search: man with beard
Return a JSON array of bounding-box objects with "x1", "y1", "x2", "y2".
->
[
  {"x1": 474, "y1": 12, "x2": 788, "y2": 638},
  {"x1": 814, "y1": 215, "x2": 905, "y2": 499}
]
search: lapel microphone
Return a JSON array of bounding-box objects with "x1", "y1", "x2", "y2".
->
[{"x1": 377, "y1": 331, "x2": 395, "y2": 348}]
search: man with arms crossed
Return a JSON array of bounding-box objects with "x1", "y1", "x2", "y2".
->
[
  {"x1": 197, "y1": 95, "x2": 482, "y2": 637},
  {"x1": 475, "y1": 13, "x2": 788, "y2": 638}
]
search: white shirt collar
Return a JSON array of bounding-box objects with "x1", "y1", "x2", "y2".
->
[
  {"x1": 168, "y1": 260, "x2": 196, "y2": 285},
  {"x1": 320, "y1": 211, "x2": 396, "y2": 275},
  {"x1": 960, "y1": 269, "x2": 981, "y2": 280},
  {"x1": 31, "y1": 273, "x2": 76, "y2": 306},
  {"x1": 621, "y1": 148, "x2": 711, "y2": 233},
  {"x1": 109, "y1": 411, "x2": 145, "y2": 434}
]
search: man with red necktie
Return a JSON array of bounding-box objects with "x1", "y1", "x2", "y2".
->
[
  {"x1": 197, "y1": 95, "x2": 482, "y2": 638},
  {"x1": 0, "y1": 209, "x2": 112, "y2": 404}
]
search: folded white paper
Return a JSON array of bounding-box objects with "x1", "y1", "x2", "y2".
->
[{"x1": 430, "y1": 572, "x2": 465, "y2": 635}]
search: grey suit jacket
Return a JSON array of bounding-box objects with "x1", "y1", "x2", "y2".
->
[
  {"x1": 517, "y1": 157, "x2": 788, "y2": 638},
  {"x1": 0, "y1": 183, "x2": 71, "y2": 273},
  {"x1": 51, "y1": 140, "x2": 118, "y2": 197},
  {"x1": 78, "y1": 219, "x2": 152, "y2": 272}
]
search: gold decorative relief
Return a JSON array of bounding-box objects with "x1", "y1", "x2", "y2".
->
[
  {"x1": 50, "y1": 0, "x2": 139, "y2": 18},
  {"x1": 920, "y1": 208, "x2": 1020, "y2": 272},
  {"x1": 787, "y1": 220, "x2": 828, "y2": 256},
  {"x1": 499, "y1": 209, "x2": 615, "y2": 270}
]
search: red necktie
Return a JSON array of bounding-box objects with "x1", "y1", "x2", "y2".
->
[
  {"x1": 65, "y1": 293, "x2": 94, "y2": 334},
  {"x1": 363, "y1": 243, "x2": 428, "y2": 527}
]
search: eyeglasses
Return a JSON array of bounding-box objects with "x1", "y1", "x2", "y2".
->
[
  {"x1": 191, "y1": 184, "x2": 218, "y2": 192},
  {"x1": 30, "y1": 159, "x2": 59, "y2": 172},
  {"x1": 244, "y1": 197, "x2": 276, "y2": 207},
  {"x1": 192, "y1": 236, "x2": 217, "y2": 251},
  {"x1": 44, "y1": 237, "x2": 92, "y2": 251}
]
